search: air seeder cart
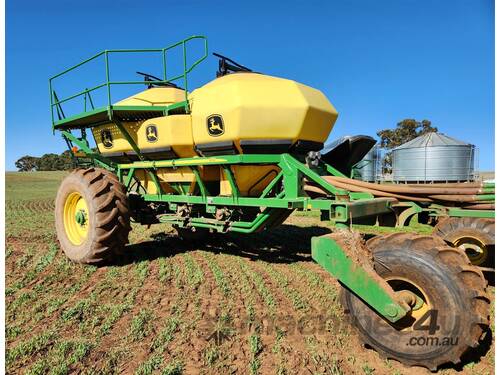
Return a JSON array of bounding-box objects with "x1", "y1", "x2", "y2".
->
[{"x1": 50, "y1": 36, "x2": 493, "y2": 370}]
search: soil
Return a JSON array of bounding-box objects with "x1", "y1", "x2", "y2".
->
[{"x1": 5, "y1": 172, "x2": 495, "y2": 375}]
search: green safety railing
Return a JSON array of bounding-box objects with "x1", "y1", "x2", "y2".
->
[{"x1": 49, "y1": 35, "x2": 208, "y2": 127}]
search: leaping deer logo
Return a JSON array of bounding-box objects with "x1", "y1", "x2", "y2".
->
[
  {"x1": 101, "y1": 130, "x2": 113, "y2": 149},
  {"x1": 146, "y1": 125, "x2": 158, "y2": 143},
  {"x1": 207, "y1": 115, "x2": 224, "y2": 136}
]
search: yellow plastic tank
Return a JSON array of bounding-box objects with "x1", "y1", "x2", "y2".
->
[
  {"x1": 93, "y1": 115, "x2": 195, "y2": 161},
  {"x1": 115, "y1": 87, "x2": 186, "y2": 106},
  {"x1": 90, "y1": 73, "x2": 338, "y2": 197},
  {"x1": 189, "y1": 73, "x2": 338, "y2": 156},
  {"x1": 135, "y1": 166, "x2": 219, "y2": 195}
]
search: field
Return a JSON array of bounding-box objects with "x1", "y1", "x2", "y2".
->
[{"x1": 5, "y1": 171, "x2": 495, "y2": 374}]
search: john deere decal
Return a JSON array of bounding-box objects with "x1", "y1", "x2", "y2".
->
[
  {"x1": 146, "y1": 124, "x2": 158, "y2": 143},
  {"x1": 101, "y1": 129, "x2": 113, "y2": 149},
  {"x1": 207, "y1": 115, "x2": 224, "y2": 137}
]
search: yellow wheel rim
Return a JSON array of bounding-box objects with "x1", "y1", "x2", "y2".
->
[
  {"x1": 387, "y1": 277, "x2": 431, "y2": 332},
  {"x1": 454, "y1": 236, "x2": 488, "y2": 266},
  {"x1": 63, "y1": 192, "x2": 89, "y2": 245}
]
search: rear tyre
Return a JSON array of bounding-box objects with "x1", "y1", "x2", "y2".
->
[
  {"x1": 433, "y1": 217, "x2": 495, "y2": 267},
  {"x1": 341, "y1": 233, "x2": 490, "y2": 370},
  {"x1": 55, "y1": 168, "x2": 131, "y2": 264}
]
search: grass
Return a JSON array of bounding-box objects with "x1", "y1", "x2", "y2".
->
[
  {"x1": 130, "y1": 309, "x2": 154, "y2": 341},
  {"x1": 249, "y1": 332, "x2": 263, "y2": 375},
  {"x1": 239, "y1": 258, "x2": 276, "y2": 314},
  {"x1": 260, "y1": 262, "x2": 309, "y2": 312},
  {"x1": 203, "y1": 252, "x2": 232, "y2": 297},
  {"x1": 182, "y1": 253, "x2": 204, "y2": 289},
  {"x1": 5, "y1": 171, "x2": 494, "y2": 375},
  {"x1": 7, "y1": 330, "x2": 56, "y2": 365}
]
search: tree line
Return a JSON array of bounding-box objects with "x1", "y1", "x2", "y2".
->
[
  {"x1": 15, "y1": 119, "x2": 437, "y2": 171},
  {"x1": 15, "y1": 150, "x2": 74, "y2": 172}
]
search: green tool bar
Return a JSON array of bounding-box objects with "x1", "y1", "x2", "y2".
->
[
  {"x1": 159, "y1": 207, "x2": 278, "y2": 234},
  {"x1": 118, "y1": 154, "x2": 282, "y2": 169},
  {"x1": 447, "y1": 207, "x2": 495, "y2": 219},
  {"x1": 143, "y1": 194, "x2": 309, "y2": 209},
  {"x1": 311, "y1": 235, "x2": 409, "y2": 322}
]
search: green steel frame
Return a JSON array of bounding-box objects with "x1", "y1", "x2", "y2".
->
[
  {"x1": 61, "y1": 126, "x2": 494, "y2": 229},
  {"x1": 62, "y1": 128, "x2": 396, "y2": 230}
]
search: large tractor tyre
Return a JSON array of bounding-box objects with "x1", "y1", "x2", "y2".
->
[
  {"x1": 433, "y1": 217, "x2": 495, "y2": 267},
  {"x1": 55, "y1": 168, "x2": 131, "y2": 264},
  {"x1": 341, "y1": 233, "x2": 490, "y2": 371}
]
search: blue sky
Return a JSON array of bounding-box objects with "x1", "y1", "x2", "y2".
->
[{"x1": 6, "y1": 0, "x2": 494, "y2": 170}]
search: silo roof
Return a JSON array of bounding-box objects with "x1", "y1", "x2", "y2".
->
[{"x1": 393, "y1": 132, "x2": 471, "y2": 150}]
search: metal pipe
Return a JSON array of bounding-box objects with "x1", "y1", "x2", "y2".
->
[
  {"x1": 462, "y1": 203, "x2": 495, "y2": 210},
  {"x1": 49, "y1": 50, "x2": 105, "y2": 80},
  {"x1": 307, "y1": 180, "x2": 432, "y2": 202},
  {"x1": 105, "y1": 51, "x2": 111, "y2": 107},
  {"x1": 51, "y1": 83, "x2": 107, "y2": 106},
  {"x1": 404, "y1": 181, "x2": 488, "y2": 188},
  {"x1": 323, "y1": 176, "x2": 487, "y2": 195},
  {"x1": 428, "y1": 194, "x2": 495, "y2": 202}
]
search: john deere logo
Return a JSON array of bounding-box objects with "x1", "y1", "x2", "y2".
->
[
  {"x1": 207, "y1": 115, "x2": 224, "y2": 137},
  {"x1": 101, "y1": 130, "x2": 113, "y2": 149},
  {"x1": 146, "y1": 124, "x2": 158, "y2": 143}
]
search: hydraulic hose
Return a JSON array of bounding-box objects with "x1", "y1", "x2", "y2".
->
[
  {"x1": 307, "y1": 179, "x2": 432, "y2": 202},
  {"x1": 462, "y1": 203, "x2": 495, "y2": 210},
  {"x1": 305, "y1": 176, "x2": 495, "y2": 207},
  {"x1": 427, "y1": 194, "x2": 495, "y2": 202},
  {"x1": 322, "y1": 176, "x2": 489, "y2": 195}
]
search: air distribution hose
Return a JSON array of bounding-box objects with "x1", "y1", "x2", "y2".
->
[
  {"x1": 322, "y1": 176, "x2": 492, "y2": 195},
  {"x1": 305, "y1": 175, "x2": 495, "y2": 206},
  {"x1": 461, "y1": 203, "x2": 495, "y2": 210}
]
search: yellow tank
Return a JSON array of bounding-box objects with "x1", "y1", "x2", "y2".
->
[
  {"x1": 92, "y1": 87, "x2": 195, "y2": 161},
  {"x1": 91, "y1": 73, "x2": 338, "y2": 196},
  {"x1": 115, "y1": 87, "x2": 186, "y2": 106},
  {"x1": 189, "y1": 73, "x2": 338, "y2": 155},
  {"x1": 135, "y1": 166, "x2": 219, "y2": 195},
  {"x1": 93, "y1": 115, "x2": 195, "y2": 161},
  {"x1": 220, "y1": 165, "x2": 281, "y2": 197}
]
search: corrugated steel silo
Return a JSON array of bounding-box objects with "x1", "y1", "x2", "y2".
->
[
  {"x1": 353, "y1": 146, "x2": 380, "y2": 182},
  {"x1": 392, "y1": 132, "x2": 475, "y2": 183}
]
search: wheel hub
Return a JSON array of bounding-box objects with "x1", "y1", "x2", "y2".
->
[
  {"x1": 388, "y1": 278, "x2": 431, "y2": 331},
  {"x1": 454, "y1": 237, "x2": 488, "y2": 265},
  {"x1": 63, "y1": 192, "x2": 89, "y2": 246},
  {"x1": 75, "y1": 209, "x2": 87, "y2": 226},
  {"x1": 397, "y1": 290, "x2": 424, "y2": 311}
]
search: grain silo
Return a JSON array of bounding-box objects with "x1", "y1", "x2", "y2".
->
[
  {"x1": 392, "y1": 132, "x2": 475, "y2": 183},
  {"x1": 352, "y1": 146, "x2": 380, "y2": 182}
]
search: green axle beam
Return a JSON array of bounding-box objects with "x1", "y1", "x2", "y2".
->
[{"x1": 312, "y1": 235, "x2": 410, "y2": 322}]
